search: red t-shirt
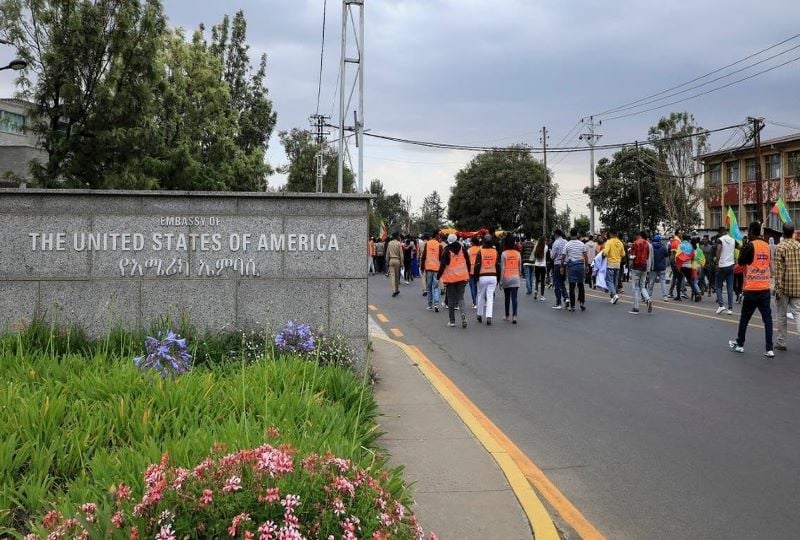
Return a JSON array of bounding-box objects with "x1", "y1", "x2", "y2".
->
[{"x1": 631, "y1": 238, "x2": 650, "y2": 270}]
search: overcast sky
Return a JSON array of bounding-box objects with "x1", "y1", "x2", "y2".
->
[{"x1": 4, "y1": 1, "x2": 800, "y2": 217}]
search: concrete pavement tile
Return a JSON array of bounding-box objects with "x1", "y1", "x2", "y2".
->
[
  {"x1": 412, "y1": 490, "x2": 532, "y2": 540},
  {"x1": 382, "y1": 437, "x2": 512, "y2": 493},
  {"x1": 377, "y1": 403, "x2": 474, "y2": 440}
]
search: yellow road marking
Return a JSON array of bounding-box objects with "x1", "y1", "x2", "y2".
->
[
  {"x1": 376, "y1": 313, "x2": 389, "y2": 323},
  {"x1": 368, "y1": 304, "x2": 378, "y2": 312},
  {"x1": 372, "y1": 334, "x2": 592, "y2": 540},
  {"x1": 390, "y1": 328, "x2": 404, "y2": 337}
]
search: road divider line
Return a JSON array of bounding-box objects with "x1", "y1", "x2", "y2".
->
[
  {"x1": 376, "y1": 313, "x2": 389, "y2": 323},
  {"x1": 390, "y1": 328, "x2": 404, "y2": 338},
  {"x1": 371, "y1": 333, "x2": 582, "y2": 540},
  {"x1": 369, "y1": 304, "x2": 378, "y2": 312}
]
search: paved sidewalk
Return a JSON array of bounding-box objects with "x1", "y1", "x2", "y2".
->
[{"x1": 369, "y1": 319, "x2": 533, "y2": 539}]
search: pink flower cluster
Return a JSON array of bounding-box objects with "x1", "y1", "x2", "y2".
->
[{"x1": 26, "y1": 432, "x2": 437, "y2": 540}]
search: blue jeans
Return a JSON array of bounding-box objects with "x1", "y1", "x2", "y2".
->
[
  {"x1": 606, "y1": 268, "x2": 619, "y2": 297},
  {"x1": 523, "y1": 265, "x2": 534, "y2": 294},
  {"x1": 716, "y1": 265, "x2": 734, "y2": 309},
  {"x1": 553, "y1": 264, "x2": 568, "y2": 305},
  {"x1": 425, "y1": 271, "x2": 441, "y2": 307},
  {"x1": 469, "y1": 276, "x2": 478, "y2": 305},
  {"x1": 647, "y1": 270, "x2": 667, "y2": 298},
  {"x1": 631, "y1": 269, "x2": 650, "y2": 310},
  {"x1": 736, "y1": 290, "x2": 773, "y2": 351}
]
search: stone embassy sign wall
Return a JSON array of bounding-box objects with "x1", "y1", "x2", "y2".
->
[{"x1": 0, "y1": 189, "x2": 370, "y2": 362}]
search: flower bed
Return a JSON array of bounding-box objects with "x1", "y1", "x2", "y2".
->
[{"x1": 0, "y1": 325, "x2": 431, "y2": 539}]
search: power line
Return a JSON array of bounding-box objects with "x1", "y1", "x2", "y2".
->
[
  {"x1": 598, "y1": 42, "x2": 800, "y2": 118},
  {"x1": 315, "y1": 0, "x2": 327, "y2": 115},
  {"x1": 765, "y1": 118, "x2": 800, "y2": 131},
  {"x1": 602, "y1": 53, "x2": 800, "y2": 122},
  {"x1": 593, "y1": 33, "x2": 800, "y2": 118}
]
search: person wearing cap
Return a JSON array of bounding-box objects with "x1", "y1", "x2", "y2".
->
[
  {"x1": 647, "y1": 233, "x2": 670, "y2": 301},
  {"x1": 472, "y1": 234, "x2": 500, "y2": 325},
  {"x1": 438, "y1": 233, "x2": 472, "y2": 328},
  {"x1": 420, "y1": 230, "x2": 443, "y2": 311},
  {"x1": 386, "y1": 231, "x2": 403, "y2": 297},
  {"x1": 729, "y1": 221, "x2": 773, "y2": 356}
]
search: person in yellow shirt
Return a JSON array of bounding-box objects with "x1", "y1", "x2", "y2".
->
[{"x1": 603, "y1": 230, "x2": 625, "y2": 304}]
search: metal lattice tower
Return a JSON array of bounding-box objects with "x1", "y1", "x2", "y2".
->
[
  {"x1": 310, "y1": 114, "x2": 330, "y2": 192},
  {"x1": 337, "y1": 0, "x2": 365, "y2": 193},
  {"x1": 579, "y1": 116, "x2": 602, "y2": 234}
]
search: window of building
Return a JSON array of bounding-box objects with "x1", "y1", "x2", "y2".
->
[
  {"x1": 788, "y1": 202, "x2": 800, "y2": 225},
  {"x1": 709, "y1": 163, "x2": 721, "y2": 185},
  {"x1": 745, "y1": 204, "x2": 760, "y2": 226},
  {"x1": 709, "y1": 207, "x2": 722, "y2": 229},
  {"x1": 788, "y1": 151, "x2": 800, "y2": 178},
  {"x1": 725, "y1": 161, "x2": 740, "y2": 184},
  {"x1": 0, "y1": 109, "x2": 25, "y2": 135},
  {"x1": 746, "y1": 158, "x2": 758, "y2": 181},
  {"x1": 765, "y1": 154, "x2": 781, "y2": 179}
]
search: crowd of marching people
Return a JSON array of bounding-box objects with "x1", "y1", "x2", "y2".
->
[{"x1": 369, "y1": 218, "x2": 800, "y2": 357}]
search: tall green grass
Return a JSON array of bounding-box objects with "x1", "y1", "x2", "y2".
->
[{"x1": 0, "y1": 330, "x2": 391, "y2": 536}]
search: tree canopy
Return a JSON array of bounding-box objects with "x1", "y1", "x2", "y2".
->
[
  {"x1": 278, "y1": 128, "x2": 354, "y2": 193},
  {"x1": 368, "y1": 179, "x2": 409, "y2": 235},
  {"x1": 415, "y1": 190, "x2": 446, "y2": 233},
  {"x1": 447, "y1": 146, "x2": 555, "y2": 235},
  {"x1": 585, "y1": 146, "x2": 666, "y2": 235},
  {"x1": 0, "y1": 2, "x2": 276, "y2": 190}
]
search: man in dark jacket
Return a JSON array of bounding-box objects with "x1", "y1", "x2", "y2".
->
[
  {"x1": 437, "y1": 234, "x2": 472, "y2": 328},
  {"x1": 647, "y1": 234, "x2": 670, "y2": 301}
]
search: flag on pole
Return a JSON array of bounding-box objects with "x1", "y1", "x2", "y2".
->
[
  {"x1": 379, "y1": 221, "x2": 388, "y2": 241},
  {"x1": 771, "y1": 196, "x2": 792, "y2": 224},
  {"x1": 726, "y1": 206, "x2": 744, "y2": 241}
]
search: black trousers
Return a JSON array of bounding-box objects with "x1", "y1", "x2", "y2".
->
[
  {"x1": 534, "y1": 266, "x2": 546, "y2": 295},
  {"x1": 736, "y1": 290, "x2": 773, "y2": 350}
]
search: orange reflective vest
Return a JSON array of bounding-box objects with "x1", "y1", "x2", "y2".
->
[
  {"x1": 442, "y1": 249, "x2": 469, "y2": 284},
  {"x1": 479, "y1": 247, "x2": 498, "y2": 276},
  {"x1": 503, "y1": 249, "x2": 521, "y2": 280},
  {"x1": 744, "y1": 239, "x2": 771, "y2": 292},
  {"x1": 467, "y1": 245, "x2": 480, "y2": 268},
  {"x1": 368, "y1": 239, "x2": 375, "y2": 257},
  {"x1": 424, "y1": 240, "x2": 441, "y2": 271}
]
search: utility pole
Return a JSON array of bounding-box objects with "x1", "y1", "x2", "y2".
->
[
  {"x1": 749, "y1": 117, "x2": 765, "y2": 225},
  {"x1": 337, "y1": 0, "x2": 365, "y2": 194},
  {"x1": 540, "y1": 126, "x2": 548, "y2": 236},
  {"x1": 309, "y1": 114, "x2": 330, "y2": 192},
  {"x1": 635, "y1": 140, "x2": 644, "y2": 232},
  {"x1": 579, "y1": 116, "x2": 602, "y2": 234}
]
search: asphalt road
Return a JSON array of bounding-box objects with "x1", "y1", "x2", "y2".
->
[{"x1": 368, "y1": 274, "x2": 800, "y2": 539}]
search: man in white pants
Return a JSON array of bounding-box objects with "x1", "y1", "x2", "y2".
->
[{"x1": 472, "y1": 234, "x2": 500, "y2": 326}]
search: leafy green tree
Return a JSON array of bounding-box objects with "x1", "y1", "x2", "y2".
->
[
  {"x1": 416, "y1": 190, "x2": 446, "y2": 233},
  {"x1": 0, "y1": 0, "x2": 167, "y2": 187},
  {"x1": 367, "y1": 179, "x2": 408, "y2": 232},
  {"x1": 574, "y1": 214, "x2": 590, "y2": 236},
  {"x1": 447, "y1": 146, "x2": 555, "y2": 234},
  {"x1": 648, "y1": 112, "x2": 708, "y2": 230},
  {"x1": 279, "y1": 128, "x2": 354, "y2": 193},
  {"x1": 584, "y1": 146, "x2": 666, "y2": 235},
  {"x1": 553, "y1": 205, "x2": 572, "y2": 233}
]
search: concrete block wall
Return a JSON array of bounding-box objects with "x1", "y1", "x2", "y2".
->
[{"x1": 0, "y1": 189, "x2": 371, "y2": 364}]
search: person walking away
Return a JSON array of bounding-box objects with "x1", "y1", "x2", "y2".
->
[
  {"x1": 551, "y1": 230, "x2": 569, "y2": 309},
  {"x1": 675, "y1": 237, "x2": 701, "y2": 301},
  {"x1": 473, "y1": 234, "x2": 500, "y2": 325},
  {"x1": 418, "y1": 235, "x2": 428, "y2": 295},
  {"x1": 521, "y1": 233, "x2": 536, "y2": 295},
  {"x1": 668, "y1": 229, "x2": 684, "y2": 299},
  {"x1": 368, "y1": 237, "x2": 376, "y2": 275},
  {"x1": 375, "y1": 238, "x2": 385, "y2": 275},
  {"x1": 500, "y1": 235, "x2": 522, "y2": 323},
  {"x1": 402, "y1": 236, "x2": 414, "y2": 284},
  {"x1": 603, "y1": 230, "x2": 625, "y2": 304},
  {"x1": 593, "y1": 248, "x2": 608, "y2": 293},
  {"x1": 729, "y1": 221, "x2": 774, "y2": 356},
  {"x1": 647, "y1": 234, "x2": 670, "y2": 301},
  {"x1": 629, "y1": 231, "x2": 653, "y2": 314},
  {"x1": 438, "y1": 234, "x2": 471, "y2": 328},
  {"x1": 585, "y1": 235, "x2": 597, "y2": 287},
  {"x1": 387, "y1": 232, "x2": 403, "y2": 297},
  {"x1": 420, "y1": 231, "x2": 443, "y2": 311},
  {"x1": 533, "y1": 236, "x2": 548, "y2": 301},
  {"x1": 562, "y1": 228, "x2": 589, "y2": 312},
  {"x1": 467, "y1": 236, "x2": 481, "y2": 308},
  {"x1": 700, "y1": 235, "x2": 714, "y2": 296},
  {"x1": 774, "y1": 223, "x2": 800, "y2": 351},
  {"x1": 715, "y1": 227, "x2": 736, "y2": 315}
]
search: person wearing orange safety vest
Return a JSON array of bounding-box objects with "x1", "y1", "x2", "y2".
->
[
  {"x1": 437, "y1": 234, "x2": 472, "y2": 328},
  {"x1": 467, "y1": 236, "x2": 482, "y2": 309},
  {"x1": 500, "y1": 234, "x2": 523, "y2": 324},
  {"x1": 472, "y1": 234, "x2": 500, "y2": 325},
  {"x1": 420, "y1": 231, "x2": 443, "y2": 312},
  {"x1": 729, "y1": 221, "x2": 774, "y2": 357}
]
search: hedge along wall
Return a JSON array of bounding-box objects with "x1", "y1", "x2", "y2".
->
[{"x1": 0, "y1": 189, "x2": 370, "y2": 364}]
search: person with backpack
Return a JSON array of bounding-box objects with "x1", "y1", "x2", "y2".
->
[{"x1": 629, "y1": 231, "x2": 653, "y2": 314}]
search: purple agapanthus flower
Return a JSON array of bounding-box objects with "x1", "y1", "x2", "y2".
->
[
  {"x1": 134, "y1": 330, "x2": 192, "y2": 378},
  {"x1": 274, "y1": 320, "x2": 316, "y2": 354}
]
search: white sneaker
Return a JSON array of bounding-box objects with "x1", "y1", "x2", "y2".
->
[
  {"x1": 788, "y1": 312, "x2": 795, "y2": 321},
  {"x1": 447, "y1": 322, "x2": 456, "y2": 327},
  {"x1": 715, "y1": 306, "x2": 726, "y2": 315},
  {"x1": 726, "y1": 309, "x2": 733, "y2": 315},
  {"x1": 612, "y1": 295, "x2": 619, "y2": 304},
  {"x1": 539, "y1": 296, "x2": 546, "y2": 302},
  {"x1": 551, "y1": 305, "x2": 563, "y2": 310},
  {"x1": 728, "y1": 340, "x2": 744, "y2": 353},
  {"x1": 426, "y1": 306, "x2": 433, "y2": 311},
  {"x1": 764, "y1": 350, "x2": 775, "y2": 358}
]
